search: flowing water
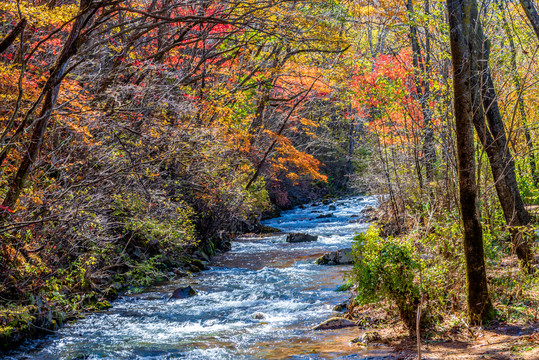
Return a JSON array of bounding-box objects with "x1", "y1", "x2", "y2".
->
[{"x1": 9, "y1": 196, "x2": 395, "y2": 360}]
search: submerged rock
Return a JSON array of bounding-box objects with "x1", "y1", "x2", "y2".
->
[
  {"x1": 286, "y1": 233, "x2": 318, "y2": 243},
  {"x1": 316, "y1": 213, "x2": 334, "y2": 219},
  {"x1": 329, "y1": 205, "x2": 337, "y2": 211},
  {"x1": 168, "y1": 285, "x2": 197, "y2": 300},
  {"x1": 313, "y1": 317, "x2": 356, "y2": 330},
  {"x1": 316, "y1": 248, "x2": 353, "y2": 265},
  {"x1": 252, "y1": 313, "x2": 265, "y2": 320}
]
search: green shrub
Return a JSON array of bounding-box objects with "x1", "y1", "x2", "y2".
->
[{"x1": 350, "y1": 227, "x2": 422, "y2": 332}]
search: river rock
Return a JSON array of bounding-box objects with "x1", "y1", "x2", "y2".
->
[
  {"x1": 259, "y1": 225, "x2": 283, "y2": 234},
  {"x1": 360, "y1": 206, "x2": 376, "y2": 214},
  {"x1": 329, "y1": 205, "x2": 337, "y2": 211},
  {"x1": 193, "y1": 249, "x2": 210, "y2": 262},
  {"x1": 286, "y1": 233, "x2": 318, "y2": 243},
  {"x1": 316, "y1": 248, "x2": 353, "y2": 265},
  {"x1": 313, "y1": 317, "x2": 356, "y2": 330},
  {"x1": 360, "y1": 206, "x2": 378, "y2": 221},
  {"x1": 169, "y1": 285, "x2": 197, "y2": 300},
  {"x1": 350, "y1": 331, "x2": 383, "y2": 345},
  {"x1": 173, "y1": 269, "x2": 189, "y2": 278},
  {"x1": 316, "y1": 213, "x2": 334, "y2": 219},
  {"x1": 333, "y1": 300, "x2": 349, "y2": 312}
]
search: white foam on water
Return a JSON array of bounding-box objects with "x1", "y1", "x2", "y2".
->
[{"x1": 10, "y1": 196, "x2": 377, "y2": 359}]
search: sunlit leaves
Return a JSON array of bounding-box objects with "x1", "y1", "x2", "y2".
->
[{"x1": 0, "y1": 1, "x2": 77, "y2": 27}]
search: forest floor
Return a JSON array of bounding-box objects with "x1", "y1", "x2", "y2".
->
[
  {"x1": 347, "y1": 253, "x2": 539, "y2": 360},
  {"x1": 377, "y1": 321, "x2": 539, "y2": 359}
]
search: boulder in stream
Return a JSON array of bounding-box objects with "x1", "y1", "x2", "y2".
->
[
  {"x1": 286, "y1": 233, "x2": 318, "y2": 243},
  {"x1": 168, "y1": 285, "x2": 197, "y2": 300},
  {"x1": 316, "y1": 248, "x2": 353, "y2": 265},
  {"x1": 312, "y1": 317, "x2": 356, "y2": 330},
  {"x1": 316, "y1": 213, "x2": 334, "y2": 219},
  {"x1": 328, "y1": 205, "x2": 337, "y2": 211}
]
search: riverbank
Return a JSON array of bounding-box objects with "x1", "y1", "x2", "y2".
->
[
  {"x1": 0, "y1": 190, "x2": 342, "y2": 353},
  {"x1": 0, "y1": 230, "x2": 233, "y2": 353},
  {"x1": 343, "y1": 300, "x2": 539, "y2": 359},
  {"x1": 339, "y1": 202, "x2": 539, "y2": 360}
]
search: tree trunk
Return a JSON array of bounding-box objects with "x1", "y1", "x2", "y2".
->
[
  {"x1": 0, "y1": 18, "x2": 26, "y2": 54},
  {"x1": 519, "y1": 0, "x2": 539, "y2": 40},
  {"x1": 1, "y1": 0, "x2": 94, "y2": 212},
  {"x1": 447, "y1": 0, "x2": 493, "y2": 324},
  {"x1": 468, "y1": 6, "x2": 533, "y2": 269}
]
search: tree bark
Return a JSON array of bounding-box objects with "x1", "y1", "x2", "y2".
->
[
  {"x1": 447, "y1": 0, "x2": 493, "y2": 324},
  {"x1": 519, "y1": 0, "x2": 539, "y2": 40},
  {"x1": 0, "y1": 18, "x2": 26, "y2": 54},
  {"x1": 1, "y1": 0, "x2": 94, "y2": 212}
]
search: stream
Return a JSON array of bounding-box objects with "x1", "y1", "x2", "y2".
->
[{"x1": 9, "y1": 196, "x2": 395, "y2": 359}]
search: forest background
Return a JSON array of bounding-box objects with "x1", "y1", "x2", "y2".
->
[{"x1": 1, "y1": 0, "x2": 539, "y2": 352}]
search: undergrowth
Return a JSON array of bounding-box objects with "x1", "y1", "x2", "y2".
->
[{"x1": 348, "y1": 203, "x2": 539, "y2": 337}]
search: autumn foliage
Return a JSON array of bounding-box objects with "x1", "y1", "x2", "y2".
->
[{"x1": 0, "y1": 0, "x2": 360, "y2": 346}]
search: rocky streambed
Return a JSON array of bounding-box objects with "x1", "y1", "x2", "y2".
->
[{"x1": 8, "y1": 196, "x2": 395, "y2": 360}]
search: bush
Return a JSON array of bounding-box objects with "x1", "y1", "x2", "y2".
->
[{"x1": 350, "y1": 227, "x2": 422, "y2": 332}]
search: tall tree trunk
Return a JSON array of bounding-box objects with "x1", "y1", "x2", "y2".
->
[
  {"x1": 1, "y1": 0, "x2": 94, "y2": 213},
  {"x1": 469, "y1": 6, "x2": 533, "y2": 269},
  {"x1": 447, "y1": 0, "x2": 493, "y2": 324}
]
